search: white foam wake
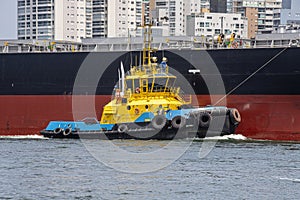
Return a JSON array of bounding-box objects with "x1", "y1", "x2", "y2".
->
[
  {"x1": 203, "y1": 134, "x2": 248, "y2": 141},
  {"x1": 0, "y1": 135, "x2": 48, "y2": 140},
  {"x1": 276, "y1": 177, "x2": 300, "y2": 183}
]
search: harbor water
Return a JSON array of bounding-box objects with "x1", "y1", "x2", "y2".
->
[{"x1": 0, "y1": 135, "x2": 300, "y2": 199}]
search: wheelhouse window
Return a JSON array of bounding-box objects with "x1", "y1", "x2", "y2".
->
[
  {"x1": 152, "y1": 77, "x2": 167, "y2": 92},
  {"x1": 126, "y1": 79, "x2": 133, "y2": 92}
]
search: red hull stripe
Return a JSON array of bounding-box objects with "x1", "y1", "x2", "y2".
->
[{"x1": 1, "y1": 95, "x2": 300, "y2": 141}]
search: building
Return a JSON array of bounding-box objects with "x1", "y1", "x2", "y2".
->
[
  {"x1": 107, "y1": 0, "x2": 144, "y2": 37},
  {"x1": 227, "y1": 0, "x2": 233, "y2": 13},
  {"x1": 280, "y1": 0, "x2": 300, "y2": 25},
  {"x1": 186, "y1": 12, "x2": 248, "y2": 39},
  {"x1": 153, "y1": 0, "x2": 185, "y2": 36},
  {"x1": 200, "y1": 0, "x2": 210, "y2": 13},
  {"x1": 92, "y1": 0, "x2": 108, "y2": 38},
  {"x1": 17, "y1": 0, "x2": 93, "y2": 42},
  {"x1": 232, "y1": 0, "x2": 282, "y2": 38},
  {"x1": 17, "y1": 0, "x2": 156, "y2": 40},
  {"x1": 210, "y1": 0, "x2": 227, "y2": 13},
  {"x1": 152, "y1": 0, "x2": 213, "y2": 36}
]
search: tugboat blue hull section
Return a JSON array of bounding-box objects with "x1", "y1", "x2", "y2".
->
[
  {"x1": 134, "y1": 112, "x2": 155, "y2": 123},
  {"x1": 45, "y1": 121, "x2": 113, "y2": 131}
]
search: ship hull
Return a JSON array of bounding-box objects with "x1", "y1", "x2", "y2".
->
[
  {"x1": 1, "y1": 47, "x2": 300, "y2": 141},
  {"x1": 1, "y1": 94, "x2": 299, "y2": 141}
]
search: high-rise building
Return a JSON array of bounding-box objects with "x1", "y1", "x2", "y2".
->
[
  {"x1": 232, "y1": 0, "x2": 282, "y2": 38},
  {"x1": 17, "y1": 0, "x2": 92, "y2": 42},
  {"x1": 200, "y1": 0, "x2": 211, "y2": 13},
  {"x1": 153, "y1": 0, "x2": 185, "y2": 36},
  {"x1": 227, "y1": 0, "x2": 233, "y2": 13},
  {"x1": 210, "y1": 0, "x2": 227, "y2": 13},
  {"x1": 92, "y1": 0, "x2": 108, "y2": 38},
  {"x1": 281, "y1": 0, "x2": 300, "y2": 25},
  {"x1": 107, "y1": 0, "x2": 144, "y2": 37},
  {"x1": 153, "y1": 0, "x2": 212, "y2": 36}
]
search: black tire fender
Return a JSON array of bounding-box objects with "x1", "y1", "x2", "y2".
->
[
  {"x1": 117, "y1": 124, "x2": 128, "y2": 133},
  {"x1": 199, "y1": 112, "x2": 212, "y2": 128},
  {"x1": 63, "y1": 128, "x2": 72, "y2": 136},
  {"x1": 171, "y1": 116, "x2": 186, "y2": 129},
  {"x1": 151, "y1": 115, "x2": 167, "y2": 130},
  {"x1": 229, "y1": 108, "x2": 241, "y2": 124},
  {"x1": 54, "y1": 128, "x2": 63, "y2": 134}
]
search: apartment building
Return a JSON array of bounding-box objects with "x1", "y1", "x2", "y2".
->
[
  {"x1": 153, "y1": 0, "x2": 212, "y2": 36},
  {"x1": 17, "y1": 0, "x2": 93, "y2": 42},
  {"x1": 232, "y1": 0, "x2": 282, "y2": 38},
  {"x1": 281, "y1": 0, "x2": 300, "y2": 25},
  {"x1": 210, "y1": 0, "x2": 227, "y2": 13},
  {"x1": 18, "y1": 0, "x2": 285, "y2": 40},
  {"x1": 92, "y1": 0, "x2": 107, "y2": 38},
  {"x1": 107, "y1": 0, "x2": 144, "y2": 37},
  {"x1": 186, "y1": 12, "x2": 248, "y2": 38}
]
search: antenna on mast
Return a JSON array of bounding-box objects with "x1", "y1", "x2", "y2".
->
[{"x1": 120, "y1": 62, "x2": 125, "y2": 97}]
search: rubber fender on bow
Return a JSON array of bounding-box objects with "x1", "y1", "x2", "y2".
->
[
  {"x1": 63, "y1": 128, "x2": 72, "y2": 136},
  {"x1": 151, "y1": 115, "x2": 167, "y2": 130},
  {"x1": 117, "y1": 124, "x2": 128, "y2": 133},
  {"x1": 171, "y1": 116, "x2": 186, "y2": 129},
  {"x1": 199, "y1": 112, "x2": 212, "y2": 128},
  {"x1": 54, "y1": 127, "x2": 63, "y2": 134},
  {"x1": 229, "y1": 108, "x2": 241, "y2": 124}
]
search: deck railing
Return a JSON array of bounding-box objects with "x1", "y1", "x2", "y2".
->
[{"x1": 1, "y1": 36, "x2": 299, "y2": 53}]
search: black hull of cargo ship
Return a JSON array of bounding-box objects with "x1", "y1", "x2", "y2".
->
[{"x1": 0, "y1": 47, "x2": 300, "y2": 141}]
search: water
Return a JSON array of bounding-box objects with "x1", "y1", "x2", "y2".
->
[{"x1": 0, "y1": 135, "x2": 300, "y2": 199}]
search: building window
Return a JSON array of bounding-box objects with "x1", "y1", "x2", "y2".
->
[{"x1": 215, "y1": 29, "x2": 221, "y2": 34}]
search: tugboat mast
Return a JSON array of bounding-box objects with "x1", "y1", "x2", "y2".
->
[{"x1": 142, "y1": 24, "x2": 152, "y2": 66}]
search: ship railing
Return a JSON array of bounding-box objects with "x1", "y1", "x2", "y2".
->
[
  {"x1": 169, "y1": 87, "x2": 192, "y2": 104},
  {"x1": 129, "y1": 64, "x2": 169, "y2": 76},
  {"x1": 178, "y1": 93, "x2": 192, "y2": 104},
  {"x1": 0, "y1": 40, "x2": 82, "y2": 53},
  {"x1": 1, "y1": 36, "x2": 300, "y2": 53},
  {"x1": 156, "y1": 65, "x2": 169, "y2": 74}
]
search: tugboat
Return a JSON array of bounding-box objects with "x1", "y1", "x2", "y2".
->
[{"x1": 40, "y1": 25, "x2": 241, "y2": 139}]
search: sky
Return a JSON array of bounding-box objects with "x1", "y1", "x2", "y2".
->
[{"x1": 0, "y1": 0, "x2": 17, "y2": 39}]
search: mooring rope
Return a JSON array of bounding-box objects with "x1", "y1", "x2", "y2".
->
[{"x1": 214, "y1": 47, "x2": 288, "y2": 105}]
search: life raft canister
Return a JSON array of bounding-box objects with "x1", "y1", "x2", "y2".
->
[
  {"x1": 232, "y1": 42, "x2": 238, "y2": 49},
  {"x1": 135, "y1": 87, "x2": 140, "y2": 94}
]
